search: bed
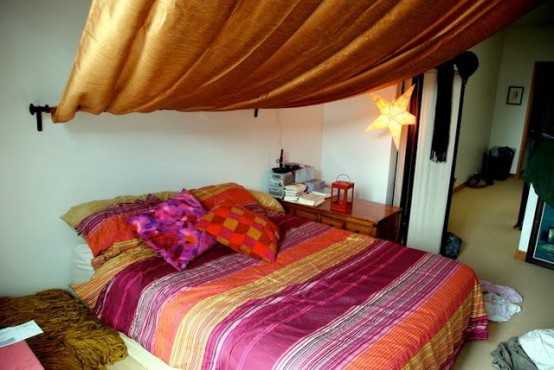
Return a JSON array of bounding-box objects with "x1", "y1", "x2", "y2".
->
[{"x1": 65, "y1": 183, "x2": 487, "y2": 370}]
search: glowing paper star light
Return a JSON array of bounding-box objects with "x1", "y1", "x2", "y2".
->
[{"x1": 365, "y1": 85, "x2": 416, "y2": 149}]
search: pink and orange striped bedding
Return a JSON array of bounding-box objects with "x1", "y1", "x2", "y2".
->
[{"x1": 83, "y1": 214, "x2": 487, "y2": 369}]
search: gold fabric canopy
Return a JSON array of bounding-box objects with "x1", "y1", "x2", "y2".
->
[{"x1": 53, "y1": 0, "x2": 540, "y2": 123}]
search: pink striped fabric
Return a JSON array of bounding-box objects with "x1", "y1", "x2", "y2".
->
[{"x1": 90, "y1": 214, "x2": 487, "y2": 369}]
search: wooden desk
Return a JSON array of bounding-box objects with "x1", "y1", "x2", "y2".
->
[{"x1": 279, "y1": 198, "x2": 402, "y2": 242}]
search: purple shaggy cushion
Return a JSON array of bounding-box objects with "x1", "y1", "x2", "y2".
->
[{"x1": 127, "y1": 189, "x2": 217, "y2": 271}]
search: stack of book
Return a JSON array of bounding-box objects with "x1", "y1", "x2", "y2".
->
[
  {"x1": 304, "y1": 179, "x2": 326, "y2": 193},
  {"x1": 310, "y1": 187, "x2": 332, "y2": 199},
  {"x1": 297, "y1": 192, "x2": 326, "y2": 207},
  {"x1": 283, "y1": 184, "x2": 307, "y2": 202}
]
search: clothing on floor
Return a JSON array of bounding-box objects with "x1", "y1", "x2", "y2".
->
[
  {"x1": 519, "y1": 329, "x2": 554, "y2": 370},
  {"x1": 484, "y1": 293, "x2": 522, "y2": 322},
  {"x1": 481, "y1": 280, "x2": 523, "y2": 303},
  {"x1": 491, "y1": 336, "x2": 538, "y2": 370}
]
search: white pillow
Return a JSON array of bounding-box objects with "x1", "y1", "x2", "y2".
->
[
  {"x1": 519, "y1": 329, "x2": 554, "y2": 370},
  {"x1": 71, "y1": 244, "x2": 94, "y2": 284}
]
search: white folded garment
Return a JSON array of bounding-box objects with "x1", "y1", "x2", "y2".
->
[
  {"x1": 519, "y1": 329, "x2": 554, "y2": 370},
  {"x1": 484, "y1": 293, "x2": 521, "y2": 322},
  {"x1": 481, "y1": 280, "x2": 523, "y2": 303}
]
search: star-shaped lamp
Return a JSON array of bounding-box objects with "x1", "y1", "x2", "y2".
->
[{"x1": 365, "y1": 85, "x2": 416, "y2": 149}]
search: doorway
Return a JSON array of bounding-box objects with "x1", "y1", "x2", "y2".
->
[
  {"x1": 517, "y1": 61, "x2": 554, "y2": 176},
  {"x1": 514, "y1": 62, "x2": 554, "y2": 229}
]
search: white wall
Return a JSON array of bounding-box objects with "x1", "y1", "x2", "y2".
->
[
  {"x1": 0, "y1": 1, "x2": 325, "y2": 295},
  {"x1": 454, "y1": 26, "x2": 554, "y2": 254},
  {"x1": 489, "y1": 26, "x2": 554, "y2": 174},
  {"x1": 321, "y1": 87, "x2": 397, "y2": 204},
  {"x1": 454, "y1": 27, "x2": 554, "y2": 184},
  {"x1": 276, "y1": 108, "x2": 324, "y2": 176},
  {"x1": 454, "y1": 34, "x2": 504, "y2": 186},
  {"x1": 500, "y1": 27, "x2": 554, "y2": 255}
]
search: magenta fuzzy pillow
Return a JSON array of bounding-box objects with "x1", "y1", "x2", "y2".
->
[{"x1": 127, "y1": 189, "x2": 216, "y2": 271}]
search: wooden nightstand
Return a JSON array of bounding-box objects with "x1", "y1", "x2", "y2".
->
[{"x1": 279, "y1": 198, "x2": 402, "y2": 242}]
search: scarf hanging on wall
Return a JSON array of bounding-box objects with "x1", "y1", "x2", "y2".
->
[{"x1": 430, "y1": 61, "x2": 455, "y2": 163}]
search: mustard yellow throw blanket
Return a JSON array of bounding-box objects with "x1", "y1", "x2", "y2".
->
[{"x1": 0, "y1": 289, "x2": 127, "y2": 370}]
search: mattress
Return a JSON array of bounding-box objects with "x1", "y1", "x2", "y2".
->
[
  {"x1": 72, "y1": 214, "x2": 487, "y2": 369},
  {"x1": 117, "y1": 332, "x2": 179, "y2": 370}
]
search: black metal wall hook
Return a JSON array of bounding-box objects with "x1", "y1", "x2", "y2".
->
[{"x1": 29, "y1": 104, "x2": 53, "y2": 132}]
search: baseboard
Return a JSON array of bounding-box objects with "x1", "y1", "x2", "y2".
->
[
  {"x1": 514, "y1": 250, "x2": 527, "y2": 261},
  {"x1": 454, "y1": 174, "x2": 516, "y2": 194},
  {"x1": 453, "y1": 182, "x2": 466, "y2": 193}
]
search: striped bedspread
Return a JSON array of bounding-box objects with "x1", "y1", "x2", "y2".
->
[{"x1": 89, "y1": 214, "x2": 487, "y2": 369}]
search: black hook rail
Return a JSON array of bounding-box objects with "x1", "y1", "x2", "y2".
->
[{"x1": 29, "y1": 104, "x2": 53, "y2": 132}]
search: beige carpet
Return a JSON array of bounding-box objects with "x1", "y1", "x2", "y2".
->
[{"x1": 451, "y1": 178, "x2": 554, "y2": 369}]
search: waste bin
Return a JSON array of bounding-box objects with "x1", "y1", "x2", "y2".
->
[
  {"x1": 481, "y1": 152, "x2": 494, "y2": 185},
  {"x1": 488, "y1": 146, "x2": 515, "y2": 181}
]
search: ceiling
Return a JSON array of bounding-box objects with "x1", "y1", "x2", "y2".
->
[{"x1": 508, "y1": 0, "x2": 554, "y2": 28}]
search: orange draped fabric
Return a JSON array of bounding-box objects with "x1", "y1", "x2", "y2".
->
[{"x1": 52, "y1": 0, "x2": 540, "y2": 123}]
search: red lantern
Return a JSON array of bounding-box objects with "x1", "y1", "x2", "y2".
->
[{"x1": 330, "y1": 175, "x2": 354, "y2": 213}]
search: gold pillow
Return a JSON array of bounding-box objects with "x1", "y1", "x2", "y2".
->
[
  {"x1": 61, "y1": 191, "x2": 178, "y2": 229},
  {"x1": 248, "y1": 189, "x2": 284, "y2": 214}
]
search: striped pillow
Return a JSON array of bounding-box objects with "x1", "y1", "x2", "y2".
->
[
  {"x1": 248, "y1": 189, "x2": 285, "y2": 214},
  {"x1": 71, "y1": 245, "x2": 157, "y2": 308},
  {"x1": 196, "y1": 201, "x2": 280, "y2": 262},
  {"x1": 191, "y1": 183, "x2": 266, "y2": 215},
  {"x1": 91, "y1": 243, "x2": 139, "y2": 270},
  {"x1": 61, "y1": 191, "x2": 178, "y2": 230},
  {"x1": 75, "y1": 194, "x2": 162, "y2": 256}
]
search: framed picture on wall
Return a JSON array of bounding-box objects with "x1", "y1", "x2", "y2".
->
[
  {"x1": 526, "y1": 199, "x2": 554, "y2": 270},
  {"x1": 506, "y1": 86, "x2": 524, "y2": 105}
]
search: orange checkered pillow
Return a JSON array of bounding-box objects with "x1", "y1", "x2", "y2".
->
[{"x1": 196, "y1": 201, "x2": 280, "y2": 262}]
